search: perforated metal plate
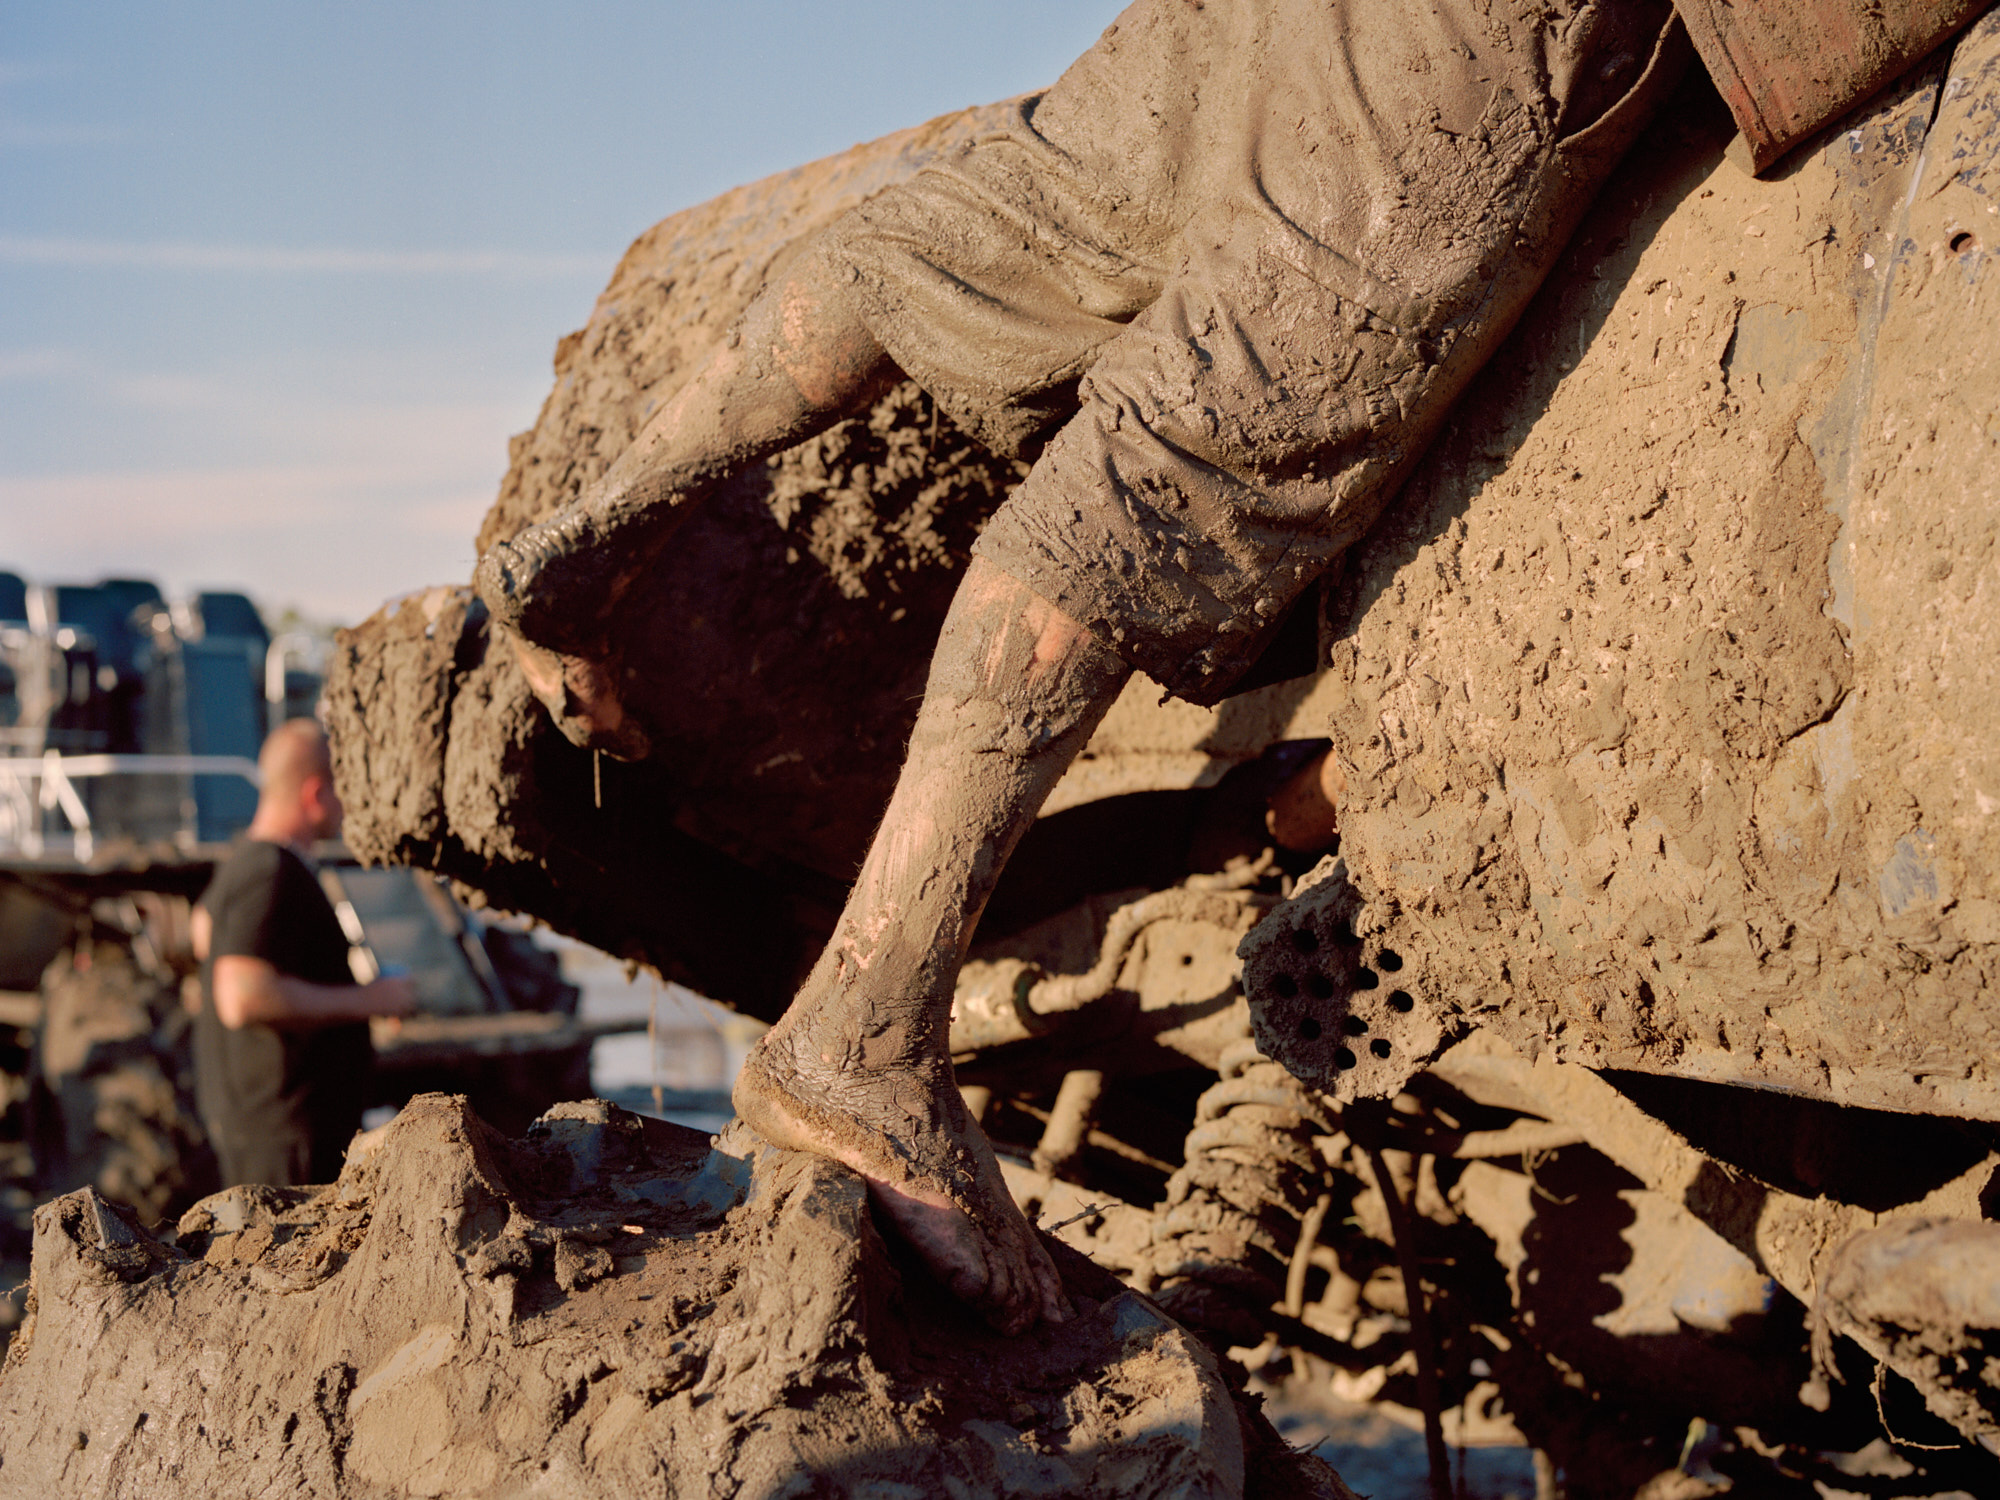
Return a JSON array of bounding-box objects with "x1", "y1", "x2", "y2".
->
[{"x1": 1239, "y1": 860, "x2": 1449, "y2": 1102}]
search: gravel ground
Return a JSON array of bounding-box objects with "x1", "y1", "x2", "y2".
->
[{"x1": 1260, "y1": 1384, "x2": 1541, "y2": 1500}]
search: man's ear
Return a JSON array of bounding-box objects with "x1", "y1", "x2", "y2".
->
[{"x1": 301, "y1": 773, "x2": 333, "y2": 816}]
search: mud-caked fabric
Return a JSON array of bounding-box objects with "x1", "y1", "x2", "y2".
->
[
  {"x1": 823, "y1": 0, "x2": 1686, "y2": 702},
  {"x1": 195, "y1": 840, "x2": 373, "y2": 1187}
]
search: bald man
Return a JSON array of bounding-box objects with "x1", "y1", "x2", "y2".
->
[{"x1": 192, "y1": 719, "x2": 415, "y2": 1187}]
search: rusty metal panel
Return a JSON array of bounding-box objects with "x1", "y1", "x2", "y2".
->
[{"x1": 1679, "y1": 0, "x2": 1987, "y2": 172}]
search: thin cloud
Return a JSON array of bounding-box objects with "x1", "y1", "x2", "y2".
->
[
  {"x1": 0, "y1": 466, "x2": 495, "y2": 620},
  {"x1": 0, "y1": 397, "x2": 522, "y2": 553},
  {"x1": 1, "y1": 466, "x2": 406, "y2": 538},
  {"x1": 0, "y1": 233, "x2": 610, "y2": 277},
  {"x1": 107, "y1": 370, "x2": 236, "y2": 411},
  {"x1": 0, "y1": 60, "x2": 69, "y2": 87},
  {"x1": 0, "y1": 123, "x2": 127, "y2": 147},
  {"x1": 0, "y1": 347, "x2": 85, "y2": 381}
]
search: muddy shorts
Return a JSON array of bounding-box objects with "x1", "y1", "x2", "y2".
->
[{"x1": 821, "y1": 0, "x2": 1685, "y2": 702}]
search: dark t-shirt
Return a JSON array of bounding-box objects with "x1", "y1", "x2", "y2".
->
[{"x1": 195, "y1": 840, "x2": 373, "y2": 1186}]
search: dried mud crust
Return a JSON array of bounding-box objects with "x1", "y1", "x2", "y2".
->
[
  {"x1": 464, "y1": 96, "x2": 1031, "y2": 889},
  {"x1": 1284, "y1": 30, "x2": 2000, "y2": 1119},
  {"x1": 1818, "y1": 1218, "x2": 2000, "y2": 1445},
  {"x1": 0, "y1": 1094, "x2": 1350, "y2": 1499}
]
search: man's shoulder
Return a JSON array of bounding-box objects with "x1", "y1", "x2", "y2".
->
[
  {"x1": 202, "y1": 839, "x2": 311, "y2": 907},
  {"x1": 202, "y1": 837, "x2": 346, "y2": 975}
]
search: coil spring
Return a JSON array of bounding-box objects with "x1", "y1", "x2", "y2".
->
[{"x1": 1145, "y1": 1033, "x2": 1342, "y2": 1347}]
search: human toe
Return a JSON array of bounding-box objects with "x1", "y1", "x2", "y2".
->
[
  {"x1": 1030, "y1": 1245, "x2": 1073, "y2": 1326},
  {"x1": 507, "y1": 635, "x2": 650, "y2": 759}
]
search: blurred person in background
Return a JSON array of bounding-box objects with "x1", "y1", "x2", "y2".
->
[{"x1": 191, "y1": 719, "x2": 415, "y2": 1187}]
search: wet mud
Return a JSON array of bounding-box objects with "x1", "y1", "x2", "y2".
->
[
  {"x1": 0, "y1": 1095, "x2": 1348, "y2": 1499},
  {"x1": 298, "y1": 12, "x2": 2000, "y2": 1490},
  {"x1": 330, "y1": 20, "x2": 2000, "y2": 1113}
]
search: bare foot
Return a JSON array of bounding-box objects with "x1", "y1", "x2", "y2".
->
[
  {"x1": 733, "y1": 1031, "x2": 1073, "y2": 1335},
  {"x1": 508, "y1": 632, "x2": 652, "y2": 760}
]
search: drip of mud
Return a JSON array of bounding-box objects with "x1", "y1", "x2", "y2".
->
[{"x1": 0, "y1": 1094, "x2": 1348, "y2": 1499}]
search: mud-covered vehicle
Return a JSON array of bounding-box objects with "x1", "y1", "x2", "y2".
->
[
  {"x1": 0, "y1": 573, "x2": 606, "y2": 1241},
  {"x1": 329, "y1": 15, "x2": 2000, "y2": 1496}
]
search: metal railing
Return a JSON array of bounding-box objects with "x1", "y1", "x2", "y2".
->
[{"x1": 0, "y1": 751, "x2": 261, "y2": 862}]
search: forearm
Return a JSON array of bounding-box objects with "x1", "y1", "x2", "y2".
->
[
  {"x1": 267, "y1": 974, "x2": 405, "y2": 1025},
  {"x1": 212, "y1": 956, "x2": 409, "y2": 1029}
]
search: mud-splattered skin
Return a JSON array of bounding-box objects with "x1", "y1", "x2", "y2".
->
[
  {"x1": 481, "y1": 257, "x2": 1130, "y2": 1330},
  {"x1": 737, "y1": 558, "x2": 1129, "y2": 1333},
  {"x1": 480, "y1": 255, "x2": 898, "y2": 754},
  {"x1": 473, "y1": 0, "x2": 1686, "y2": 1330}
]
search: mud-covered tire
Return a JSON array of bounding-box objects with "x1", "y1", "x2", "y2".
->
[{"x1": 32, "y1": 937, "x2": 217, "y2": 1226}]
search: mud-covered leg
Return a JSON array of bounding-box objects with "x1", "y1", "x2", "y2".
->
[
  {"x1": 475, "y1": 250, "x2": 898, "y2": 748},
  {"x1": 734, "y1": 556, "x2": 1131, "y2": 1333}
]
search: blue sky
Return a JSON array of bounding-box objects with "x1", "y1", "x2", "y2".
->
[{"x1": 1, "y1": 2, "x2": 1122, "y2": 622}]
